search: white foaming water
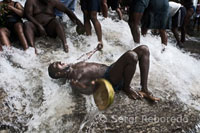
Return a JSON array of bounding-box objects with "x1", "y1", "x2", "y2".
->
[{"x1": 0, "y1": 1, "x2": 200, "y2": 132}]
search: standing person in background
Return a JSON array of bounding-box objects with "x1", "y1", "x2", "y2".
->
[
  {"x1": 193, "y1": 1, "x2": 200, "y2": 31},
  {"x1": 0, "y1": 0, "x2": 29, "y2": 51},
  {"x1": 169, "y1": 1, "x2": 186, "y2": 48},
  {"x1": 180, "y1": 0, "x2": 194, "y2": 42},
  {"x1": 80, "y1": 0, "x2": 103, "y2": 50},
  {"x1": 107, "y1": 0, "x2": 123, "y2": 20},
  {"x1": 101, "y1": 0, "x2": 123, "y2": 20},
  {"x1": 128, "y1": 0, "x2": 169, "y2": 52},
  {"x1": 55, "y1": 0, "x2": 77, "y2": 20},
  {"x1": 101, "y1": 0, "x2": 108, "y2": 18}
]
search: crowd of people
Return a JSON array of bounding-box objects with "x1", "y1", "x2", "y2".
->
[
  {"x1": 0, "y1": 0, "x2": 198, "y2": 101},
  {"x1": 0, "y1": 0, "x2": 198, "y2": 52}
]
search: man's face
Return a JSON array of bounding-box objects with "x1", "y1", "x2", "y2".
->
[{"x1": 52, "y1": 61, "x2": 68, "y2": 71}]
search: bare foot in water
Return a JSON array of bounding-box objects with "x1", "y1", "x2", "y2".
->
[
  {"x1": 97, "y1": 42, "x2": 103, "y2": 51},
  {"x1": 63, "y1": 44, "x2": 68, "y2": 53},
  {"x1": 124, "y1": 87, "x2": 142, "y2": 100},
  {"x1": 138, "y1": 91, "x2": 160, "y2": 102}
]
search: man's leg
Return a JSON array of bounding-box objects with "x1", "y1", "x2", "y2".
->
[
  {"x1": 116, "y1": 8, "x2": 123, "y2": 20},
  {"x1": 128, "y1": 12, "x2": 143, "y2": 43},
  {"x1": 14, "y1": 22, "x2": 29, "y2": 50},
  {"x1": 90, "y1": 11, "x2": 103, "y2": 44},
  {"x1": 24, "y1": 21, "x2": 37, "y2": 52},
  {"x1": 83, "y1": 10, "x2": 92, "y2": 35},
  {"x1": 46, "y1": 19, "x2": 68, "y2": 53},
  {"x1": 108, "y1": 48, "x2": 139, "y2": 99},
  {"x1": 101, "y1": 0, "x2": 108, "y2": 18},
  {"x1": 181, "y1": 8, "x2": 194, "y2": 42},
  {"x1": 0, "y1": 28, "x2": 11, "y2": 47},
  {"x1": 159, "y1": 29, "x2": 167, "y2": 45},
  {"x1": 0, "y1": 45, "x2": 2, "y2": 51},
  {"x1": 172, "y1": 27, "x2": 183, "y2": 48}
]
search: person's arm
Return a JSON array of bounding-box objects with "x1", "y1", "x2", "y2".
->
[
  {"x1": 7, "y1": 2, "x2": 24, "y2": 17},
  {"x1": 24, "y1": 0, "x2": 46, "y2": 35},
  {"x1": 70, "y1": 79, "x2": 96, "y2": 95},
  {"x1": 54, "y1": 1, "x2": 83, "y2": 27}
]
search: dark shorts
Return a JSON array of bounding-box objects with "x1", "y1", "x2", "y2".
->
[
  {"x1": 103, "y1": 65, "x2": 124, "y2": 91},
  {"x1": 172, "y1": 7, "x2": 186, "y2": 28},
  {"x1": 130, "y1": 0, "x2": 150, "y2": 13},
  {"x1": 107, "y1": 0, "x2": 120, "y2": 10},
  {"x1": 80, "y1": 0, "x2": 101, "y2": 12},
  {"x1": 141, "y1": 0, "x2": 170, "y2": 29}
]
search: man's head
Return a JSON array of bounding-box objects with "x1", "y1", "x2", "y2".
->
[{"x1": 48, "y1": 61, "x2": 69, "y2": 79}]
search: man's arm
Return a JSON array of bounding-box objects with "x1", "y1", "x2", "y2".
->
[
  {"x1": 7, "y1": 2, "x2": 24, "y2": 17},
  {"x1": 54, "y1": 1, "x2": 83, "y2": 27},
  {"x1": 70, "y1": 79, "x2": 95, "y2": 95}
]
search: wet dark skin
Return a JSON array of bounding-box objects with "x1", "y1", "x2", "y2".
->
[
  {"x1": 24, "y1": 0, "x2": 84, "y2": 53},
  {"x1": 0, "y1": 0, "x2": 29, "y2": 50},
  {"x1": 48, "y1": 45, "x2": 160, "y2": 101}
]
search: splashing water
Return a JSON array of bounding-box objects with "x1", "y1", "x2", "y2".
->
[{"x1": 0, "y1": 1, "x2": 200, "y2": 132}]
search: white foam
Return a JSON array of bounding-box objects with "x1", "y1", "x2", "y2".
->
[{"x1": 0, "y1": 0, "x2": 200, "y2": 132}]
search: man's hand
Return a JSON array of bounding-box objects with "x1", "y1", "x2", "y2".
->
[
  {"x1": 38, "y1": 24, "x2": 47, "y2": 36},
  {"x1": 7, "y1": 5, "x2": 15, "y2": 11}
]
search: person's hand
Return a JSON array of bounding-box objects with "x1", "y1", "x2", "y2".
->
[
  {"x1": 97, "y1": 42, "x2": 103, "y2": 51},
  {"x1": 76, "y1": 25, "x2": 85, "y2": 35},
  {"x1": 38, "y1": 25, "x2": 47, "y2": 36},
  {"x1": 7, "y1": 5, "x2": 14, "y2": 11}
]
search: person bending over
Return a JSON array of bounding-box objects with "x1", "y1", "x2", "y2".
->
[
  {"x1": 48, "y1": 45, "x2": 160, "y2": 101},
  {"x1": 169, "y1": 1, "x2": 186, "y2": 48},
  {"x1": 0, "y1": 0, "x2": 28, "y2": 51},
  {"x1": 24, "y1": 0, "x2": 84, "y2": 53}
]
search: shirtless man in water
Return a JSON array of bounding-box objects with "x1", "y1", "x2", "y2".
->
[
  {"x1": 24, "y1": 0, "x2": 84, "y2": 53},
  {"x1": 48, "y1": 45, "x2": 160, "y2": 101}
]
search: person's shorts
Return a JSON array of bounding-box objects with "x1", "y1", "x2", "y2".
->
[
  {"x1": 130, "y1": 0, "x2": 150, "y2": 13},
  {"x1": 172, "y1": 6, "x2": 186, "y2": 28},
  {"x1": 141, "y1": 0, "x2": 170, "y2": 29},
  {"x1": 80, "y1": 0, "x2": 101, "y2": 12},
  {"x1": 107, "y1": 0, "x2": 120, "y2": 10},
  {"x1": 103, "y1": 65, "x2": 124, "y2": 92}
]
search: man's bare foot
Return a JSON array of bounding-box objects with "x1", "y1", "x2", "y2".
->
[
  {"x1": 124, "y1": 87, "x2": 142, "y2": 100},
  {"x1": 63, "y1": 44, "x2": 68, "y2": 53},
  {"x1": 138, "y1": 91, "x2": 160, "y2": 102},
  {"x1": 97, "y1": 42, "x2": 103, "y2": 51}
]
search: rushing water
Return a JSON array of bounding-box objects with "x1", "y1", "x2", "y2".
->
[{"x1": 0, "y1": 1, "x2": 200, "y2": 132}]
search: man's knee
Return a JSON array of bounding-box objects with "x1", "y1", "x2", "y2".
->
[
  {"x1": 24, "y1": 21, "x2": 34, "y2": 30},
  {"x1": 0, "y1": 28, "x2": 9, "y2": 37},
  {"x1": 138, "y1": 45, "x2": 150, "y2": 55},
  {"x1": 125, "y1": 50, "x2": 138, "y2": 62},
  {"x1": 90, "y1": 12, "x2": 98, "y2": 22}
]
